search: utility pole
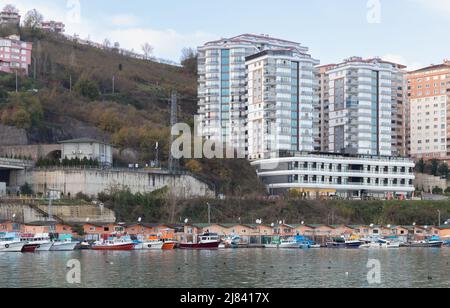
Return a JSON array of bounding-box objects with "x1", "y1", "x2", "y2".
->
[
  {"x1": 15, "y1": 70, "x2": 18, "y2": 92},
  {"x1": 207, "y1": 202, "x2": 211, "y2": 224},
  {"x1": 437, "y1": 210, "x2": 441, "y2": 226},
  {"x1": 112, "y1": 75, "x2": 115, "y2": 94},
  {"x1": 168, "y1": 91, "x2": 178, "y2": 172}
]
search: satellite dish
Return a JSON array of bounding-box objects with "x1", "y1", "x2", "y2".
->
[
  {"x1": 279, "y1": 221, "x2": 282, "y2": 225},
  {"x1": 370, "y1": 224, "x2": 374, "y2": 228},
  {"x1": 271, "y1": 223, "x2": 275, "y2": 227},
  {"x1": 138, "y1": 217, "x2": 142, "y2": 223},
  {"x1": 413, "y1": 222, "x2": 416, "y2": 226},
  {"x1": 301, "y1": 221, "x2": 305, "y2": 225},
  {"x1": 424, "y1": 225, "x2": 428, "y2": 229},
  {"x1": 387, "y1": 224, "x2": 391, "y2": 228},
  {"x1": 86, "y1": 217, "x2": 90, "y2": 222},
  {"x1": 12, "y1": 214, "x2": 16, "y2": 218},
  {"x1": 184, "y1": 218, "x2": 189, "y2": 224}
]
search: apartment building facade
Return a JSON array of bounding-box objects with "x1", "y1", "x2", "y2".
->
[
  {"x1": 246, "y1": 49, "x2": 318, "y2": 160},
  {"x1": 407, "y1": 61, "x2": 450, "y2": 162},
  {"x1": 0, "y1": 6, "x2": 20, "y2": 26},
  {"x1": 197, "y1": 34, "x2": 315, "y2": 156},
  {"x1": 0, "y1": 35, "x2": 32, "y2": 74},
  {"x1": 326, "y1": 57, "x2": 406, "y2": 157},
  {"x1": 40, "y1": 21, "x2": 65, "y2": 33},
  {"x1": 315, "y1": 64, "x2": 336, "y2": 152}
]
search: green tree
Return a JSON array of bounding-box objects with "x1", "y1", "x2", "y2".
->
[
  {"x1": 416, "y1": 158, "x2": 426, "y2": 173},
  {"x1": 20, "y1": 182, "x2": 33, "y2": 195},
  {"x1": 12, "y1": 108, "x2": 32, "y2": 129},
  {"x1": 180, "y1": 47, "x2": 198, "y2": 75},
  {"x1": 74, "y1": 79, "x2": 100, "y2": 100},
  {"x1": 438, "y1": 163, "x2": 449, "y2": 179},
  {"x1": 429, "y1": 159, "x2": 439, "y2": 176}
]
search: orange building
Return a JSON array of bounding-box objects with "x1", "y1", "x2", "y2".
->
[{"x1": 407, "y1": 60, "x2": 450, "y2": 162}]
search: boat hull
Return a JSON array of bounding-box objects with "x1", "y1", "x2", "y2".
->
[
  {"x1": 22, "y1": 244, "x2": 39, "y2": 253},
  {"x1": 179, "y1": 242, "x2": 220, "y2": 250},
  {"x1": 162, "y1": 242, "x2": 176, "y2": 250},
  {"x1": 0, "y1": 242, "x2": 26, "y2": 252},
  {"x1": 50, "y1": 242, "x2": 78, "y2": 251},
  {"x1": 326, "y1": 242, "x2": 346, "y2": 249},
  {"x1": 410, "y1": 241, "x2": 443, "y2": 248},
  {"x1": 92, "y1": 243, "x2": 136, "y2": 251},
  {"x1": 139, "y1": 242, "x2": 164, "y2": 250},
  {"x1": 35, "y1": 242, "x2": 54, "y2": 252}
]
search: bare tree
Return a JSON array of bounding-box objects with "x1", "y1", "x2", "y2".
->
[
  {"x1": 103, "y1": 38, "x2": 111, "y2": 49},
  {"x1": 23, "y1": 9, "x2": 44, "y2": 29},
  {"x1": 180, "y1": 47, "x2": 198, "y2": 75},
  {"x1": 141, "y1": 42, "x2": 154, "y2": 60},
  {"x1": 3, "y1": 4, "x2": 19, "y2": 14}
]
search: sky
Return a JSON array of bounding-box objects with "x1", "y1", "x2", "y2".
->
[{"x1": 1, "y1": 0, "x2": 449, "y2": 69}]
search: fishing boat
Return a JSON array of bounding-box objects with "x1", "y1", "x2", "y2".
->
[
  {"x1": 360, "y1": 238, "x2": 400, "y2": 249},
  {"x1": 21, "y1": 233, "x2": 53, "y2": 252},
  {"x1": 162, "y1": 240, "x2": 176, "y2": 250},
  {"x1": 92, "y1": 236, "x2": 136, "y2": 251},
  {"x1": 0, "y1": 232, "x2": 26, "y2": 252},
  {"x1": 410, "y1": 237, "x2": 444, "y2": 248},
  {"x1": 326, "y1": 237, "x2": 346, "y2": 248},
  {"x1": 50, "y1": 235, "x2": 78, "y2": 251},
  {"x1": 179, "y1": 233, "x2": 221, "y2": 250}
]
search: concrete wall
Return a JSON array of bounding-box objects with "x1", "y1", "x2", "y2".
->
[
  {"x1": 0, "y1": 182, "x2": 5, "y2": 196},
  {"x1": 62, "y1": 142, "x2": 112, "y2": 165},
  {"x1": 10, "y1": 168, "x2": 215, "y2": 199},
  {"x1": 0, "y1": 144, "x2": 61, "y2": 160},
  {"x1": 0, "y1": 201, "x2": 115, "y2": 224},
  {"x1": 414, "y1": 173, "x2": 449, "y2": 192}
]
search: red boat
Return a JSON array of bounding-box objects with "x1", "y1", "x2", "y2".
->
[
  {"x1": 179, "y1": 233, "x2": 221, "y2": 250},
  {"x1": 91, "y1": 238, "x2": 136, "y2": 251}
]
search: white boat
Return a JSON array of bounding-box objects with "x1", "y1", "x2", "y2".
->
[
  {"x1": 278, "y1": 238, "x2": 302, "y2": 249},
  {"x1": 309, "y1": 244, "x2": 322, "y2": 249},
  {"x1": 50, "y1": 234, "x2": 78, "y2": 251},
  {"x1": 21, "y1": 233, "x2": 53, "y2": 252},
  {"x1": 360, "y1": 239, "x2": 400, "y2": 249},
  {"x1": 138, "y1": 241, "x2": 164, "y2": 250},
  {"x1": 0, "y1": 233, "x2": 26, "y2": 252}
]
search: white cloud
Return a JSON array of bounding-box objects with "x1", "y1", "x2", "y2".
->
[
  {"x1": 382, "y1": 54, "x2": 423, "y2": 71},
  {"x1": 411, "y1": 0, "x2": 450, "y2": 15},
  {"x1": 110, "y1": 14, "x2": 141, "y2": 27}
]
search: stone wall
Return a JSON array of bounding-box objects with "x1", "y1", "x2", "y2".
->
[
  {"x1": 0, "y1": 124, "x2": 28, "y2": 146},
  {"x1": 0, "y1": 144, "x2": 61, "y2": 160},
  {"x1": 9, "y1": 168, "x2": 215, "y2": 199},
  {"x1": 414, "y1": 173, "x2": 449, "y2": 192}
]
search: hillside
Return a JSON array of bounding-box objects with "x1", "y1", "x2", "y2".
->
[
  {"x1": 0, "y1": 27, "x2": 265, "y2": 195},
  {"x1": 0, "y1": 28, "x2": 197, "y2": 159}
]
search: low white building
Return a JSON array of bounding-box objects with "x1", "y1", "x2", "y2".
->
[
  {"x1": 251, "y1": 152, "x2": 415, "y2": 200},
  {"x1": 60, "y1": 138, "x2": 113, "y2": 167}
]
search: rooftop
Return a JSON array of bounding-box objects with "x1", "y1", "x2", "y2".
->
[{"x1": 59, "y1": 138, "x2": 111, "y2": 146}]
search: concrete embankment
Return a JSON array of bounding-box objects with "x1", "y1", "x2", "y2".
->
[{"x1": 0, "y1": 200, "x2": 116, "y2": 224}]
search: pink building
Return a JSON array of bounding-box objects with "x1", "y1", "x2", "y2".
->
[
  {"x1": 0, "y1": 35, "x2": 32, "y2": 74},
  {"x1": 40, "y1": 21, "x2": 65, "y2": 33}
]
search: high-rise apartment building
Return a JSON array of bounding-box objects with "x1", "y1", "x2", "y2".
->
[
  {"x1": 197, "y1": 34, "x2": 316, "y2": 156},
  {"x1": 407, "y1": 60, "x2": 450, "y2": 162},
  {"x1": 326, "y1": 57, "x2": 406, "y2": 157},
  {"x1": 246, "y1": 49, "x2": 318, "y2": 160},
  {"x1": 315, "y1": 64, "x2": 336, "y2": 152}
]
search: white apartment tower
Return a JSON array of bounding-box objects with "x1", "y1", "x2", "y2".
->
[
  {"x1": 197, "y1": 34, "x2": 317, "y2": 156},
  {"x1": 327, "y1": 57, "x2": 406, "y2": 157},
  {"x1": 246, "y1": 49, "x2": 318, "y2": 159}
]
